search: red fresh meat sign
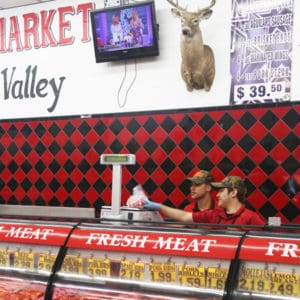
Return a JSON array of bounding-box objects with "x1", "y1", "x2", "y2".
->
[
  {"x1": 240, "y1": 237, "x2": 300, "y2": 265},
  {"x1": 68, "y1": 229, "x2": 240, "y2": 259}
]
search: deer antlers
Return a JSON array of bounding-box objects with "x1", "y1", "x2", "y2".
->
[
  {"x1": 166, "y1": 0, "x2": 186, "y2": 11},
  {"x1": 198, "y1": 0, "x2": 216, "y2": 12},
  {"x1": 166, "y1": 0, "x2": 216, "y2": 14}
]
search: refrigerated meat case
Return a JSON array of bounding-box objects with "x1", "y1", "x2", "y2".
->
[
  {"x1": 0, "y1": 218, "x2": 75, "y2": 299},
  {"x1": 0, "y1": 217, "x2": 299, "y2": 300},
  {"x1": 50, "y1": 223, "x2": 242, "y2": 300}
]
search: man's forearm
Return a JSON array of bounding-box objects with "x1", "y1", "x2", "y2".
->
[{"x1": 160, "y1": 205, "x2": 192, "y2": 222}]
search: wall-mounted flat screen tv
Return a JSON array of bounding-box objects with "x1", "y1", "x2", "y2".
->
[{"x1": 90, "y1": 0, "x2": 159, "y2": 63}]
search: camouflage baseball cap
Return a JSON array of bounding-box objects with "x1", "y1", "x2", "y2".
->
[
  {"x1": 187, "y1": 170, "x2": 214, "y2": 185},
  {"x1": 211, "y1": 176, "x2": 247, "y2": 196}
]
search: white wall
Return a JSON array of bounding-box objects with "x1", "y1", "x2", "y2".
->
[{"x1": 0, "y1": 0, "x2": 298, "y2": 119}]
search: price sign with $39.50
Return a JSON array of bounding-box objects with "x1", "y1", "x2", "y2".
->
[{"x1": 234, "y1": 82, "x2": 287, "y2": 103}]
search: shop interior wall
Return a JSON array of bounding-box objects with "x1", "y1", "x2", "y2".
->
[
  {"x1": 0, "y1": 0, "x2": 299, "y2": 229},
  {"x1": 0, "y1": 102, "x2": 299, "y2": 224}
]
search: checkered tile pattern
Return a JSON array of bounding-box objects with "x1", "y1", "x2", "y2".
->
[{"x1": 0, "y1": 103, "x2": 299, "y2": 223}]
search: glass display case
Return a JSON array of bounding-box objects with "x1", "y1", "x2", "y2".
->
[
  {"x1": 231, "y1": 231, "x2": 300, "y2": 300},
  {"x1": 0, "y1": 218, "x2": 73, "y2": 299},
  {"x1": 0, "y1": 218, "x2": 298, "y2": 300},
  {"x1": 51, "y1": 224, "x2": 243, "y2": 300}
]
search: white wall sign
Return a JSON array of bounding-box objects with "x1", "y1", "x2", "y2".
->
[
  {"x1": 0, "y1": 0, "x2": 299, "y2": 120},
  {"x1": 230, "y1": 0, "x2": 295, "y2": 104}
]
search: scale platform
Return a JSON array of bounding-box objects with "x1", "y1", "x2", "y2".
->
[{"x1": 100, "y1": 206, "x2": 163, "y2": 224}]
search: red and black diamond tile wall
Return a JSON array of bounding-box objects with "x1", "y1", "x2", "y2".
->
[{"x1": 0, "y1": 103, "x2": 299, "y2": 223}]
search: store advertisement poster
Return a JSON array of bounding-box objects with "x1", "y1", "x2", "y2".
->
[{"x1": 230, "y1": 0, "x2": 294, "y2": 104}]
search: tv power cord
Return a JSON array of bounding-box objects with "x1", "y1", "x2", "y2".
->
[{"x1": 117, "y1": 59, "x2": 137, "y2": 108}]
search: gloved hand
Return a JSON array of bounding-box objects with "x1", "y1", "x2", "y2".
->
[{"x1": 143, "y1": 199, "x2": 162, "y2": 211}]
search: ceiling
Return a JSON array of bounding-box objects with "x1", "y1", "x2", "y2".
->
[{"x1": 0, "y1": 0, "x2": 54, "y2": 10}]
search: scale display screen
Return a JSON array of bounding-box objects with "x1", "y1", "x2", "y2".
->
[{"x1": 100, "y1": 154, "x2": 136, "y2": 165}]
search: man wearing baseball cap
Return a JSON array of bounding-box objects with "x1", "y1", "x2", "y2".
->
[
  {"x1": 143, "y1": 176, "x2": 265, "y2": 226},
  {"x1": 184, "y1": 170, "x2": 215, "y2": 212}
]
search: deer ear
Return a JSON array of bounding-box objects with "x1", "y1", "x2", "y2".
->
[
  {"x1": 200, "y1": 9, "x2": 213, "y2": 20},
  {"x1": 171, "y1": 8, "x2": 182, "y2": 18}
]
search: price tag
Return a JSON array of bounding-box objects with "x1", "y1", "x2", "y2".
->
[
  {"x1": 149, "y1": 261, "x2": 176, "y2": 283},
  {"x1": 119, "y1": 260, "x2": 145, "y2": 281},
  {"x1": 270, "y1": 272, "x2": 299, "y2": 297},
  {"x1": 0, "y1": 250, "x2": 9, "y2": 267},
  {"x1": 234, "y1": 82, "x2": 287, "y2": 103},
  {"x1": 206, "y1": 267, "x2": 228, "y2": 290},
  {"x1": 87, "y1": 257, "x2": 110, "y2": 277},
  {"x1": 14, "y1": 250, "x2": 34, "y2": 270},
  {"x1": 61, "y1": 255, "x2": 83, "y2": 275},
  {"x1": 38, "y1": 253, "x2": 56, "y2": 271},
  {"x1": 238, "y1": 268, "x2": 271, "y2": 293},
  {"x1": 178, "y1": 265, "x2": 205, "y2": 288}
]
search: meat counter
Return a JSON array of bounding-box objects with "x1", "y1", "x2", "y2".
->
[
  {"x1": 0, "y1": 218, "x2": 74, "y2": 299},
  {"x1": 231, "y1": 230, "x2": 300, "y2": 299},
  {"x1": 0, "y1": 218, "x2": 299, "y2": 299},
  {"x1": 50, "y1": 223, "x2": 242, "y2": 300}
]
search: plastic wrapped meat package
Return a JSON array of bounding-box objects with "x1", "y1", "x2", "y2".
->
[{"x1": 126, "y1": 185, "x2": 148, "y2": 209}]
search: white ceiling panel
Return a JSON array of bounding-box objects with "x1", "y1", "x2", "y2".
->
[{"x1": 0, "y1": 0, "x2": 54, "y2": 10}]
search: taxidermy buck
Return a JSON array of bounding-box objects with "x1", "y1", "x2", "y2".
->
[{"x1": 167, "y1": 0, "x2": 216, "y2": 92}]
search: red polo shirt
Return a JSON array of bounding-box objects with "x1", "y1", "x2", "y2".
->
[
  {"x1": 184, "y1": 201, "x2": 215, "y2": 212},
  {"x1": 192, "y1": 205, "x2": 265, "y2": 226}
]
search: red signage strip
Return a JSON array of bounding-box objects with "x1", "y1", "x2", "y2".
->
[
  {"x1": 67, "y1": 229, "x2": 240, "y2": 259},
  {"x1": 0, "y1": 223, "x2": 72, "y2": 246},
  {"x1": 240, "y1": 237, "x2": 300, "y2": 265}
]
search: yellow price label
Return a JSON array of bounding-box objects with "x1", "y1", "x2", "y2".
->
[
  {"x1": 149, "y1": 262, "x2": 176, "y2": 283},
  {"x1": 38, "y1": 253, "x2": 56, "y2": 271},
  {"x1": 178, "y1": 265, "x2": 205, "y2": 288},
  {"x1": 238, "y1": 268, "x2": 271, "y2": 294},
  {"x1": 0, "y1": 250, "x2": 9, "y2": 267},
  {"x1": 270, "y1": 273, "x2": 299, "y2": 297},
  {"x1": 206, "y1": 267, "x2": 228, "y2": 290},
  {"x1": 87, "y1": 258, "x2": 110, "y2": 277},
  {"x1": 238, "y1": 268, "x2": 299, "y2": 297},
  {"x1": 61, "y1": 255, "x2": 83, "y2": 274},
  {"x1": 14, "y1": 251, "x2": 34, "y2": 270},
  {"x1": 119, "y1": 260, "x2": 145, "y2": 281}
]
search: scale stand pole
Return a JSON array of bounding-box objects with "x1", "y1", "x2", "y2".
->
[
  {"x1": 111, "y1": 164, "x2": 122, "y2": 216},
  {"x1": 100, "y1": 154, "x2": 136, "y2": 219}
]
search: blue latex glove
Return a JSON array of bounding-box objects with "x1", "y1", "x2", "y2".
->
[{"x1": 143, "y1": 199, "x2": 162, "y2": 211}]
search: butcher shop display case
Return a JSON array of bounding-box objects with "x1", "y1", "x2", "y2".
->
[
  {"x1": 50, "y1": 224, "x2": 244, "y2": 300},
  {"x1": 0, "y1": 217, "x2": 299, "y2": 300},
  {"x1": 231, "y1": 231, "x2": 300, "y2": 300},
  {"x1": 0, "y1": 218, "x2": 73, "y2": 299}
]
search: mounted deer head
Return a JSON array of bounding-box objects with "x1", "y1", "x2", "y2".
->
[{"x1": 166, "y1": 0, "x2": 216, "y2": 92}]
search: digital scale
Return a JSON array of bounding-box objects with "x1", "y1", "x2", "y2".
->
[{"x1": 99, "y1": 154, "x2": 163, "y2": 224}]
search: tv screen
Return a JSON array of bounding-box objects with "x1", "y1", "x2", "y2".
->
[{"x1": 90, "y1": 0, "x2": 159, "y2": 63}]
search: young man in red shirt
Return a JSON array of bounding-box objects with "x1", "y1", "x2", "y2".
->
[
  {"x1": 143, "y1": 176, "x2": 265, "y2": 226},
  {"x1": 184, "y1": 170, "x2": 215, "y2": 212}
]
